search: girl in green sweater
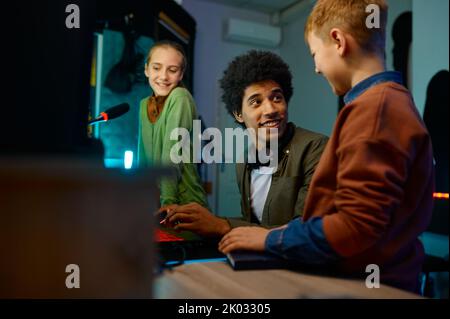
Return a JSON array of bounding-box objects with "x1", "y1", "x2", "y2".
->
[{"x1": 138, "y1": 41, "x2": 207, "y2": 208}]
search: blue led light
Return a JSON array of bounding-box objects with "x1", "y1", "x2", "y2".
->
[{"x1": 124, "y1": 150, "x2": 133, "y2": 169}]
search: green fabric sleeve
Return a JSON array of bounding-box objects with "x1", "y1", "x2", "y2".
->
[{"x1": 160, "y1": 88, "x2": 196, "y2": 205}]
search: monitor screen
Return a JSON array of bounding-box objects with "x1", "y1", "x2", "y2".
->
[{"x1": 2, "y1": 1, "x2": 97, "y2": 155}]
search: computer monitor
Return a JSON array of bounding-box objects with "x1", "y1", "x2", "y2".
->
[{"x1": 2, "y1": 1, "x2": 98, "y2": 156}]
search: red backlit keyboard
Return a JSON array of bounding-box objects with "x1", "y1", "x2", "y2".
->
[{"x1": 155, "y1": 228, "x2": 185, "y2": 242}]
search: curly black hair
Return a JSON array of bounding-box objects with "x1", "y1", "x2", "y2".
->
[{"x1": 219, "y1": 50, "x2": 293, "y2": 125}]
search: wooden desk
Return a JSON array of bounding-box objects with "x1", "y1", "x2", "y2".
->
[{"x1": 154, "y1": 261, "x2": 422, "y2": 299}]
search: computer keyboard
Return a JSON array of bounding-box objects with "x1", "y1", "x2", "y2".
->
[
  {"x1": 157, "y1": 236, "x2": 223, "y2": 262},
  {"x1": 155, "y1": 229, "x2": 185, "y2": 242}
]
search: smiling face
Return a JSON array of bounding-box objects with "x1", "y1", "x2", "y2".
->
[
  {"x1": 145, "y1": 46, "x2": 184, "y2": 97},
  {"x1": 234, "y1": 80, "x2": 288, "y2": 143},
  {"x1": 307, "y1": 31, "x2": 349, "y2": 96}
]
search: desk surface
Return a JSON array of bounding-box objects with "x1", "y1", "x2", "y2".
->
[{"x1": 154, "y1": 261, "x2": 422, "y2": 299}]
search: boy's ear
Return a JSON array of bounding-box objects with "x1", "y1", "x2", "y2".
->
[
  {"x1": 233, "y1": 111, "x2": 244, "y2": 123},
  {"x1": 329, "y1": 28, "x2": 347, "y2": 56},
  {"x1": 144, "y1": 64, "x2": 150, "y2": 78}
]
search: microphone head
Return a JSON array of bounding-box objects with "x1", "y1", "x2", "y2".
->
[{"x1": 104, "y1": 103, "x2": 130, "y2": 120}]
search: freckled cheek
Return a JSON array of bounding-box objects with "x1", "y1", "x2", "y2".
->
[
  {"x1": 150, "y1": 74, "x2": 159, "y2": 83},
  {"x1": 171, "y1": 72, "x2": 182, "y2": 81}
]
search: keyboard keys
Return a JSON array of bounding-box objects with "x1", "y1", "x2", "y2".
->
[{"x1": 155, "y1": 229, "x2": 184, "y2": 242}]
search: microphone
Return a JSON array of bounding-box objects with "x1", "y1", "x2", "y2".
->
[{"x1": 88, "y1": 103, "x2": 130, "y2": 125}]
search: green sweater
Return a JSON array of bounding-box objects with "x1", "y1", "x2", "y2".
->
[{"x1": 138, "y1": 87, "x2": 207, "y2": 207}]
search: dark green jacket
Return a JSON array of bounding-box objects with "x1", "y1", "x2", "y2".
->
[{"x1": 226, "y1": 124, "x2": 328, "y2": 228}]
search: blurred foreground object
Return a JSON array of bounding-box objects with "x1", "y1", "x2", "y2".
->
[{"x1": 0, "y1": 157, "x2": 163, "y2": 298}]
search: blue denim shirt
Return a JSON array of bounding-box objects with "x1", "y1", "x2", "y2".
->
[
  {"x1": 344, "y1": 71, "x2": 403, "y2": 104},
  {"x1": 265, "y1": 71, "x2": 404, "y2": 265}
]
